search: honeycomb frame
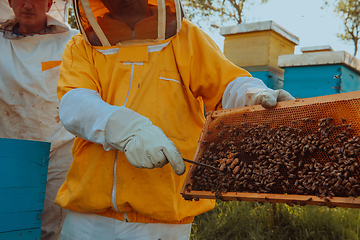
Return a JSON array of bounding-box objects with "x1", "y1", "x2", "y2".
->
[{"x1": 181, "y1": 91, "x2": 360, "y2": 208}]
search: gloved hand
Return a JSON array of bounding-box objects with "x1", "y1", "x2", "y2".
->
[
  {"x1": 105, "y1": 107, "x2": 186, "y2": 175},
  {"x1": 245, "y1": 88, "x2": 295, "y2": 109}
]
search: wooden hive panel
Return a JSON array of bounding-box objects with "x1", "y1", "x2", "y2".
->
[{"x1": 223, "y1": 30, "x2": 296, "y2": 70}]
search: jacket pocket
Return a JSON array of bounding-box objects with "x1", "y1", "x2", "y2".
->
[
  {"x1": 157, "y1": 71, "x2": 190, "y2": 141},
  {"x1": 41, "y1": 60, "x2": 62, "y2": 71},
  {"x1": 40, "y1": 62, "x2": 61, "y2": 100}
]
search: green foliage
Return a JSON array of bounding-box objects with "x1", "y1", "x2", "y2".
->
[
  {"x1": 67, "y1": 5, "x2": 78, "y2": 30},
  {"x1": 183, "y1": 0, "x2": 268, "y2": 30},
  {"x1": 191, "y1": 200, "x2": 360, "y2": 240},
  {"x1": 334, "y1": 0, "x2": 360, "y2": 56},
  {"x1": 324, "y1": 0, "x2": 359, "y2": 56}
]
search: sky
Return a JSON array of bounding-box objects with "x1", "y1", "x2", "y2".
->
[{"x1": 201, "y1": 0, "x2": 360, "y2": 58}]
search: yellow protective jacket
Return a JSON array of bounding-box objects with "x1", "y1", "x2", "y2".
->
[{"x1": 55, "y1": 19, "x2": 252, "y2": 224}]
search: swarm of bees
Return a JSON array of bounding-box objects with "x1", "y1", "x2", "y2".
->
[{"x1": 188, "y1": 117, "x2": 360, "y2": 200}]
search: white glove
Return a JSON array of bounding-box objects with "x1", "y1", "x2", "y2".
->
[
  {"x1": 105, "y1": 107, "x2": 186, "y2": 175},
  {"x1": 245, "y1": 88, "x2": 295, "y2": 109}
]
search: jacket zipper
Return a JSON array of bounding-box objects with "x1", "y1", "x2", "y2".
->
[
  {"x1": 112, "y1": 151, "x2": 120, "y2": 212},
  {"x1": 112, "y1": 62, "x2": 135, "y2": 212}
]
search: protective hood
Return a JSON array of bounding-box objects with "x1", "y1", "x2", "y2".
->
[
  {"x1": 0, "y1": 0, "x2": 70, "y2": 24},
  {"x1": 72, "y1": 0, "x2": 184, "y2": 47}
]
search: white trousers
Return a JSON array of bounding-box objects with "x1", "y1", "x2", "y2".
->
[
  {"x1": 41, "y1": 140, "x2": 74, "y2": 240},
  {"x1": 60, "y1": 210, "x2": 192, "y2": 240}
]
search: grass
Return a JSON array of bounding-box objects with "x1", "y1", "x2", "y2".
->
[{"x1": 191, "y1": 201, "x2": 360, "y2": 240}]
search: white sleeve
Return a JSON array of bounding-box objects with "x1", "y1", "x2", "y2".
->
[
  {"x1": 59, "y1": 88, "x2": 121, "y2": 151},
  {"x1": 222, "y1": 77, "x2": 271, "y2": 109}
]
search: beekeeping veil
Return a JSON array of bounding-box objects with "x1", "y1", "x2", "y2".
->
[{"x1": 72, "y1": 0, "x2": 183, "y2": 46}]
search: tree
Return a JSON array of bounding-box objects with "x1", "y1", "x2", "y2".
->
[
  {"x1": 325, "y1": 0, "x2": 360, "y2": 56},
  {"x1": 68, "y1": 5, "x2": 78, "y2": 30},
  {"x1": 182, "y1": 0, "x2": 268, "y2": 30}
]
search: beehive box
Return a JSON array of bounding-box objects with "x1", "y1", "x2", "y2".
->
[
  {"x1": 220, "y1": 20, "x2": 299, "y2": 72},
  {"x1": 279, "y1": 50, "x2": 360, "y2": 99},
  {"x1": 181, "y1": 91, "x2": 360, "y2": 208},
  {"x1": 0, "y1": 138, "x2": 50, "y2": 239}
]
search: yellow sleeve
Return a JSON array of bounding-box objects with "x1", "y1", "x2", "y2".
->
[
  {"x1": 172, "y1": 20, "x2": 252, "y2": 111},
  {"x1": 57, "y1": 34, "x2": 102, "y2": 101}
]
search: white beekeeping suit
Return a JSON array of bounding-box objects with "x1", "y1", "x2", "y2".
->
[
  {"x1": 48, "y1": 0, "x2": 70, "y2": 25},
  {"x1": 0, "y1": 1, "x2": 78, "y2": 239},
  {"x1": 0, "y1": 0, "x2": 11, "y2": 20}
]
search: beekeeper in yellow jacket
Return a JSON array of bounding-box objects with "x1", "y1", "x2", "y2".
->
[{"x1": 55, "y1": 0, "x2": 295, "y2": 239}]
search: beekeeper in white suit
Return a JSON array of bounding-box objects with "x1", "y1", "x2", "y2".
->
[{"x1": 0, "y1": 0, "x2": 77, "y2": 239}]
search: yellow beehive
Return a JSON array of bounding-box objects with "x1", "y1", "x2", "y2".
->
[{"x1": 220, "y1": 20, "x2": 299, "y2": 73}]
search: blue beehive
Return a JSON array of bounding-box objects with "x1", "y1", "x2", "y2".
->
[
  {"x1": 0, "y1": 138, "x2": 50, "y2": 240},
  {"x1": 279, "y1": 46, "x2": 360, "y2": 99},
  {"x1": 250, "y1": 67, "x2": 285, "y2": 90}
]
